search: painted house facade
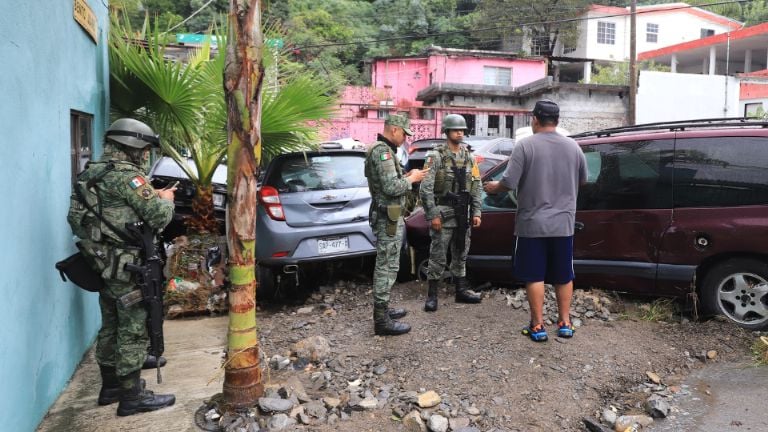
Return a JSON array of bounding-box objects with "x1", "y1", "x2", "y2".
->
[
  {"x1": 547, "y1": 3, "x2": 741, "y2": 82},
  {"x1": 0, "y1": 1, "x2": 110, "y2": 430},
  {"x1": 637, "y1": 22, "x2": 768, "y2": 122},
  {"x1": 321, "y1": 47, "x2": 548, "y2": 142}
]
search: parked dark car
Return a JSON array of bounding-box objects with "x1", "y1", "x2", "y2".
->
[
  {"x1": 406, "y1": 118, "x2": 768, "y2": 330},
  {"x1": 256, "y1": 149, "x2": 377, "y2": 297},
  {"x1": 407, "y1": 136, "x2": 512, "y2": 175},
  {"x1": 149, "y1": 156, "x2": 227, "y2": 239}
]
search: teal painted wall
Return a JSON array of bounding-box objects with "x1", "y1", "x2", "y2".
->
[{"x1": 0, "y1": 2, "x2": 110, "y2": 431}]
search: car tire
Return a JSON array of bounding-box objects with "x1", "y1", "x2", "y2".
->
[
  {"x1": 701, "y1": 258, "x2": 768, "y2": 330},
  {"x1": 257, "y1": 265, "x2": 277, "y2": 301}
]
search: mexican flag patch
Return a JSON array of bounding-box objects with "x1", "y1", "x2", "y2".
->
[
  {"x1": 380, "y1": 152, "x2": 392, "y2": 161},
  {"x1": 129, "y1": 176, "x2": 146, "y2": 189}
]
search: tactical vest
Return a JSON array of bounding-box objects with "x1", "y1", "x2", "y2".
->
[
  {"x1": 364, "y1": 141, "x2": 404, "y2": 203},
  {"x1": 67, "y1": 160, "x2": 144, "y2": 244},
  {"x1": 433, "y1": 145, "x2": 473, "y2": 197}
]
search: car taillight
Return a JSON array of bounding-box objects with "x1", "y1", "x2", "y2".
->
[{"x1": 258, "y1": 186, "x2": 285, "y2": 221}]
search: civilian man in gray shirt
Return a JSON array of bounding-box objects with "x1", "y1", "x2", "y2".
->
[{"x1": 483, "y1": 100, "x2": 587, "y2": 342}]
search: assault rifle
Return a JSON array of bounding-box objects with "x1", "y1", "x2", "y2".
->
[
  {"x1": 120, "y1": 222, "x2": 166, "y2": 383},
  {"x1": 444, "y1": 165, "x2": 472, "y2": 254}
]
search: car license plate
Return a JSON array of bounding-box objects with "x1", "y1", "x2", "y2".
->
[{"x1": 318, "y1": 236, "x2": 349, "y2": 254}]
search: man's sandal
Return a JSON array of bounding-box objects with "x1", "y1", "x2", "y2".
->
[
  {"x1": 557, "y1": 321, "x2": 575, "y2": 338},
  {"x1": 522, "y1": 323, "x2": 548, "y2": 342}
]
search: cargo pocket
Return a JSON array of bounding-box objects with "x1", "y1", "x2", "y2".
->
[
  {"x1": 385, "y1": 204, "x2": 402, "y2": 236},
  {"x1": 111, "y1": 249, "x2": 139, "y2": 282}
]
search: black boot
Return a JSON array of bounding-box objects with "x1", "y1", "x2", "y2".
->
[
  {"x1": 455, "y1": 277, "x2": 482, "y2": 304},
  {"x1": 97, "y1": 366, "x2": 121, "y2": 406},
  {"x1": 424, "y1": 280, "x2": 438, "y2": 312},
  {"x1": 98, "y1": 366, "x2": 146, "y2": 405},
  {"x1": 142, "y1": 355, "x2": 167, "y2": 370},
  {"x1": 374, "y1": 303, "x2": 411, "y2": 336},
  {"x1": 116, "y1": 371, "x2": 175, "y2": 416},
  {"x1": 388, "y1": 308, "x2": 407, "y2": 319}
]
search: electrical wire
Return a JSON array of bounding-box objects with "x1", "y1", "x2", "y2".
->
[{"x1": 166, "y1": 0, "x2": 217, "y2": 33}]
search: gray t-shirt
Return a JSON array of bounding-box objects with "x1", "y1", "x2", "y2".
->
[{"x1": 500, "y1": 131, "x2": 587, "y2": 237}]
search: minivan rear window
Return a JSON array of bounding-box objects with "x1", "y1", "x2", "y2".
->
[
  {"x1": 674, "y1": 137, "x2": 768, "y2": 207},
  {"x1": 267, "y1": 154, "x2": 368, "y2": 192}
]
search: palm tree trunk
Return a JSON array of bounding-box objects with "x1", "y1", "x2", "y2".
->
[
  {"x1": 222, "y1": 0, "x2": 264, "y2": 408},
  {"x1": 188, "y1": 185, "x2": 220, "y2": 234}
]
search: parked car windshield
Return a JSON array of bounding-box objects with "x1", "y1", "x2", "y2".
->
[{"x1": 266, "y1": 154, "x2": 368, "y2": 192}]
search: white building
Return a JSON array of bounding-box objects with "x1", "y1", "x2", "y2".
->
[{"x1": 537, "y1": 3, "x2": 742, "y2": 82}]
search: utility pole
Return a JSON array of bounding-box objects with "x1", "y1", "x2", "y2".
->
[{"x1": 629, "y1": 0, "x2": 637, "y2": 125}]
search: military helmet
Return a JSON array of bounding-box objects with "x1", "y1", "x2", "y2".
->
[
  {"x1": 442, "y1": 114, "x2": 468, "y2": 133},
  {"x1": 105, "y1": 118, "x2": 160, "y2": 149}
]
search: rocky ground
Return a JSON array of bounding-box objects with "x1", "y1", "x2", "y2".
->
[{"x1": 200, "y1": 278, "x2": 757, "y2": 432}]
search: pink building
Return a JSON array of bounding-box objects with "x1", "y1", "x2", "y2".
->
[{"x1": 321, "y1": 46, "x2": 549, "y2": 143}]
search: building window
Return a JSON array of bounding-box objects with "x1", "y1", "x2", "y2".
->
[
  {"x1": 488, "y1": 115, "x2": 500, "y2": 136},
  {"x1": 531, "y1": 36, "x2": 549, "y2": 56},
  {"x1": 597, "y1": 21, "x2": 616, "y2": 45},
  {"x1": 419, "y1": 108, "x2": 435, "y2": 120},
  {"x1": 701, "y1": 28, "x2": 715, "y2": 38},
  {"x1": 70, "y1": 111, "x2": 93, "y2": 184},
  {"x1": 745, "y1": 102, "x2": 764, "y2": 117},
  {"x1": 377, "y1": 109, "x2": 390, "y2": 119},
  {"x1": 483, "y1": 66, "x2": 512, "y2": 86},
  {"x1": 646, "y1": 23, "x2": 658, "y2": 43}
]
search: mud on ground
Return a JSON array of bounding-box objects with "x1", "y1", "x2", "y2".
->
[{"x1": 255, "y1": 279, "x2": 754, "y2": 432}]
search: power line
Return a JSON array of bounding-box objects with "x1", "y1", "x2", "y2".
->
[
  {"x1": 167, "y1": 0, "x2": 217, "y2": 33},
  {"x1": 293, "y1": 0, "x2": 750, "y2": 51}
]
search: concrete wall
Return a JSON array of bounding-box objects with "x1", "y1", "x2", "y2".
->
[
  {"x1": 637, "y1": 71, "x2": 740, "y2": 123},
  {"x1": 535, "y1": 87, "x2": 627, "y2": 134},
  {"x1": 0, "y1": 2, "x2": 110, "y2": 430}
]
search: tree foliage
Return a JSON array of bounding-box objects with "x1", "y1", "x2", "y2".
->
[
  {"x1": 586, "y1": 61, "x2": 670, "y2": 86},
  {"x1": 475, "y1": 0, "x2": 594, "y2": 55}
]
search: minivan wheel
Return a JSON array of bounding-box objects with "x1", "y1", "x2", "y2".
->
[
  {"x1": 257, "y1": 265, "x2": 277, "y2": 301},
  {"x1": 701, "y1": 258, "x2": 768, "y2": 330}
]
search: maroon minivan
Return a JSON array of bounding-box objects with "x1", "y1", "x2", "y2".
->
[{"x1": 405, "y1": 119, "x2": 768, "y2": 330}]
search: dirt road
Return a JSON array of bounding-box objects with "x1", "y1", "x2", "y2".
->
[{"x1": 255, "y1": 280, "x2": 754, "y2": 431}]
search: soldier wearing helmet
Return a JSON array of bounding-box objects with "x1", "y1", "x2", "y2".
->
[
  {"x1": 67, "y1": 118, "x2": 176, "y2": 416},
  {"x1": 419, "y1": 114, "x2": 483, "y2": 312},
  {"x1": 364, "y1": 114, "x2": 429, "y2": 336}
]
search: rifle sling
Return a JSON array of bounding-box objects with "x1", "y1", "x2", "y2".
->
[{"x1": 74, "y1": 163, "x2": 137, "y2": 245}]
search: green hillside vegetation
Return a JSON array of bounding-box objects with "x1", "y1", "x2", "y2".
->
[{"x1": 113, "y1": 0, "x2": 765, "y2": 91}]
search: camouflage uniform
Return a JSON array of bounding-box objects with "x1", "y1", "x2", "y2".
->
[
  {"x1": 420, "y1": 143, "x2": 482, "y2": 296},
  {"x1": 365, "y1": 135, "x2": 411, "y2": 305},
  {"x1": 68, "y1": 145, "x2": 174, "y2": 377}
]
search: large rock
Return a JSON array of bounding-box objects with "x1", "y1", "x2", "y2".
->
[
  {"x1": 258, "y1": 397, "x2": 293, "y2": 413},
  {"x1": 267, "y1": 413, "x2": 296, "y2": 431},
  {"x1": 417, "y1": 390, "x2": 441, "y2": 408},
  {"x1": 291, "y1": 336, "x2": 332, "y2": 362},
  {"x1": 428, "y1": 414, "x2": 449, "y2": 432},
  {"x1": 645, "y1": 395, "x2": 671, "y2": 418},
  {"x1": 403, "y1": 410, "x2": 427, "y2": 432}
]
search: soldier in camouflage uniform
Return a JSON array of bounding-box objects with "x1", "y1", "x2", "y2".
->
[
  {"x1": 419, "y1": 114, "x2": 483, "y2": 312},
  {"x1": 365, "y1": 114, "x2": 428, "y2": 335},
  {"x1": 67, "y1": 118, "x2": 176, "y2": 416}
]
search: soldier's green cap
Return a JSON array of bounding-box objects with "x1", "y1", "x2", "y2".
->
[{"x1": 385, "y1": 114, "x2": 413, "y2": 136}]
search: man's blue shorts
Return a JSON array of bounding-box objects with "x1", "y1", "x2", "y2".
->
[{"x1": 513, "y1": 236, "x2": 575, "y2": 284}]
